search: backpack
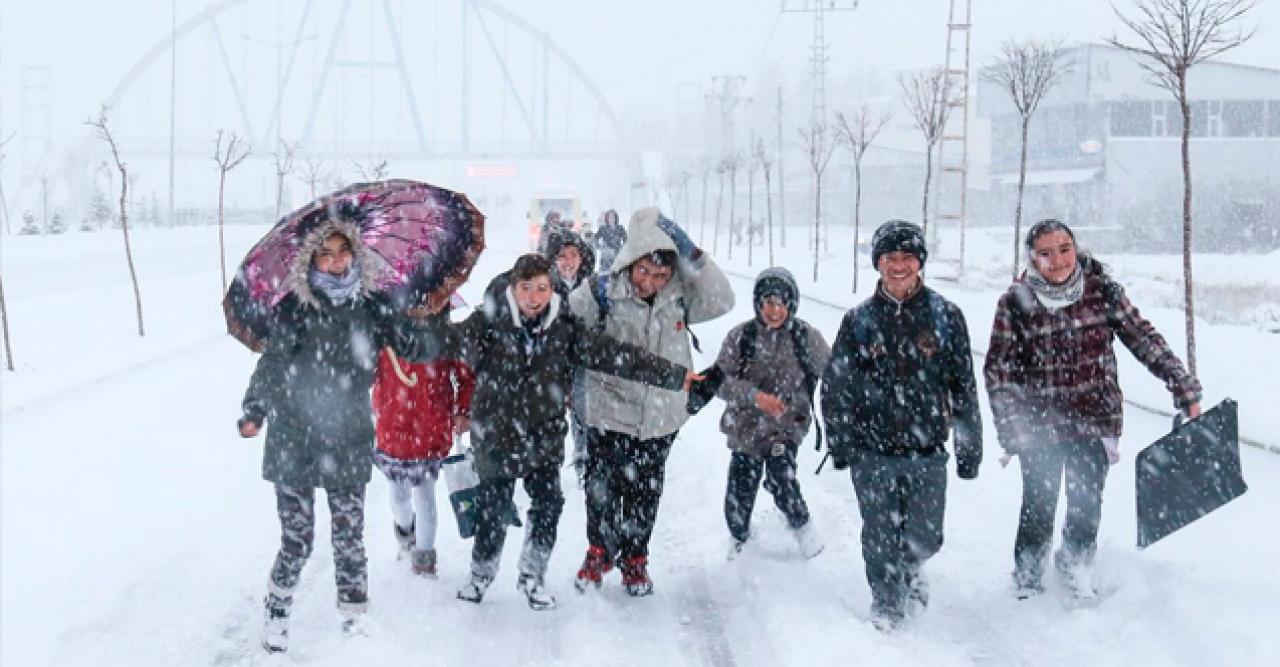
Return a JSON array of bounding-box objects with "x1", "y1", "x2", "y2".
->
[{"x1": 686, "y1": 318, "x2": 824, "y2": 455}]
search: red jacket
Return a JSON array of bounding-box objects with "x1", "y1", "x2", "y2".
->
[{"x1": 372, "y1": 350, "x2": 475, "y2": 461}]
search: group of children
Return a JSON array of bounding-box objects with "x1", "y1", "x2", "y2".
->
[{"x1": 240, "y1": 209, "x2": 1202, "y2": 650}]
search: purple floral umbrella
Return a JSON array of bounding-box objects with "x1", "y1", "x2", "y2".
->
[{"x1": 223, "y1": 179, "x2": 485, "y2": 351}]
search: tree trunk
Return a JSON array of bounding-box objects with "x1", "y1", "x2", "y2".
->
[
  {"x1": 0, "y1": 177, "x2": 11, "y2": 234},
  {"x1": 853, "y1": 157, "x2": 863, "y2": 294},
  {"x1": 727, "y1": 167, "x2": 737, "y2": 261},
  {"x1": 1179, "y1": 75, "x2": 1197, "y2": 377},
  {"x1": 699, "y1": 171, "x2": 709, "y2": 246},
  {"x1": 922, "y1": 142, "x2": 934, "y2": 253},
  {"x1": 813, "y1": 172, "x2": 823, "y2": 282},
  {"x1": 747, "y1": 168, "x2": 755, "y2": 267},
  {"x1": 713, "y1": 170, "x2": 725, "y2": 256},
  {"x1": 1, "y1": 271, "x2": 14, "y2": 371},
  {"x1": 764, "y1": 167, "x2": 775, "y2": 267},
  {"x1": 1014, "y1": 117, "x2": 1030, "y2": 280},
  {"x1": 275, "y1": 173, "x2": 285, "y2": 220},
  {"x1": 117, "y1": 166, "x2": 146, "y2": 337},
  {"x1": 218, "y1": 170, "x2": 229, "y2": 292}
]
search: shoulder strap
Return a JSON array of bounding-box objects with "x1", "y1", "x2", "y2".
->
[
  {"x1": 592, "y1": 275, "x2": 611, "y2": 332},
  {"x1": 735, "y1": 321, "x2": 760, "y2": 377},
  {"x1": 789, "y1": 321, "x2": 819, "y2": 397}
]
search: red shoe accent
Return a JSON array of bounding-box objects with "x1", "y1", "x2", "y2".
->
[
  {"x1": 620, "y1": 556, "x2": 653, "y2": 596},
  {"x1": 575, "y1": 545, "x2": 613, "y2": 590}
]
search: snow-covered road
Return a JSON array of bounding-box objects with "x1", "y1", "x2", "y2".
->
[{"x1": 2, "y1": 225, "x2": 1277, "y2": 666}]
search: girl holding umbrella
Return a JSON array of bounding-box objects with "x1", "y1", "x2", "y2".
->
[
  {"x1": 983, "y1": 219, "x2": 1202, "y2": 601},
  {"x1": 229, "y1": 182, "x2": 483, "y2": 654}
]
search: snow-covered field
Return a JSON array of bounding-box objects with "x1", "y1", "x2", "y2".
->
[{"x1": 2, "y1": 219, "x2": 1278, "y2": 666}]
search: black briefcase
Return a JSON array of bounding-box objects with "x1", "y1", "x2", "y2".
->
[{"x1": 1135, "y1": 398, "x2": 1246, "y2": 549}]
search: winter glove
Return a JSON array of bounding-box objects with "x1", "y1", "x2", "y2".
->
[
  {"x1": 655, "y1": 215, "x2": 699, "y2": 260},
  {"x1": 957, "y1": 456, "x2": 980, "y2": 480},
  {"x1": 830, "y1": 447, "x2": 864, "y2": 471}
]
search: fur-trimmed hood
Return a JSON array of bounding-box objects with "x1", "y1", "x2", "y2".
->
[{"x1": 287, "y1": 219, "x2": 385, "y2": 308}]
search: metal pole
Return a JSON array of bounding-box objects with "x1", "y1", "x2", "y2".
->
[{"x1": 168, "y1": 0, "x2": 176, "y2": 226}]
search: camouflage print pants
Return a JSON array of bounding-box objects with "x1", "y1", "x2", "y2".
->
[{"x1": 267, "y1": 484, "x2": 369, "y2": 613}]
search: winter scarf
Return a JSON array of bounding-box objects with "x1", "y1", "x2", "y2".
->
[
  {"x1": 308, "y1": 260, "x2": 364, "y2": 305},
  {"x1": 1023, "y1": 261, "x2": 1084, "y2": 311}
]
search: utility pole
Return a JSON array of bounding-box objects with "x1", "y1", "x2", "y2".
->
[
  {"x1": 782, "y1": 1, "x2": 858, "y2": 125},
  {"x1": 781, "y1": 1, "x2": 858, "y2": 251},
  {"x1": 776, "y1": 86, "x2": 787, "y2": 247},
  {"x1": 168, "y1": 0, "x2": 177, "y2": 227}
]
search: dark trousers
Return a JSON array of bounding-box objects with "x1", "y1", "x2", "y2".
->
[
  {"x1": 584, "y1": 428, "x2": 677, "y2": 561},
  {"x1": 724, "y1": 444, "x2": 811, "y2": 542},
  {"x1": 268, "y1": 484, "x2": 368, "y2": 611},
  {"x1": 851, "y1": 453, "x2": 947, "y2": 619},
  {"x1": 470, "y1": 463, "x2": 564, "y2": 580},
  {"x1": 1014, "y1": 439, "x2": 1108, "y2": 583}
]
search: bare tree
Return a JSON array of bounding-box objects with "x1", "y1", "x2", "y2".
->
[
  {"x1": 1108, "y1": 0, "x2": 1257, "y2": 377},
  {"x1": 0, "y1": 134, "x2": 13, "y2": 234},
  {"x1": 798, "y1": 119, "x2": 839, "y2": 282},
  {"x1": 272, "y1": 141, "x2": 296, "y2": 220},
  {"x1": 352, "y1": 157, "x2": 391, "y2": 181},
  {"x1": 746, "y1": 143, "x2": 759, "y2": 267},
  {"x1": 898, "y1": 67, "x2": 958, "y2": 252},
  {"x1": 753, "y1": 138, "x2": 776, "y2": 267},
  {"x1": 836, "y1": 106, "x2": 892, "y2": 293},
  {"x1": 0, "y1": 135, "x2": 13, "y2": 368},
  {"x1": 296, "y1": 158, "x2": 327, "y2": 201},
  {"x1": 86, "y1": 106, "x2": 145, "y2": 337},
  {"x1": 713, "y1": 159, "x2": 727, "y2": 256},
  {"x1": 724, "y1": 153, "x2": 742, "y2": 261},
  {"x1": 982, "y1": 38, "x2": 1072, "y2": 279},
  {"x1": 214, "y1": 130, "x2": 251, "y2": 292},
  {"x1": 698, "y1": 157, "x2": 712, "y2": 246}
]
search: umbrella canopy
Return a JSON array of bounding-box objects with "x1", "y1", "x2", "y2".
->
[
  {"x1": 1135, "y1": 398, "x2": 1246, "y2": 549},
  {"x1": 223, "y1": 179, "x2": 485, "y2": 351}
]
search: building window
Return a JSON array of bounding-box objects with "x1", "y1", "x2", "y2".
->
[
  {"x1": 1153, "y1": 102, "x2": 1168, "y2": 136},
  {"x1": 1110, "y1": 101, "x2": 1151, "y2": 136},
  {"x1": 1207, "y1": 100, "x2": 1223, "y2": 137},
  {"x1": 1269, "y1": 101, "x2": 1280, "y2": 137},
  {"x1": 1163, "y1": 101, "x2": 1207, "y2": 137},
  {"x1": 1223, "y1": 101, "x2": 1264, "y2": 137}
]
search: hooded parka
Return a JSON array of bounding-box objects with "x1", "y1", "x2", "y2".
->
[{"x1": 568, "y1": 207, "x2": 735, "y2": 441}]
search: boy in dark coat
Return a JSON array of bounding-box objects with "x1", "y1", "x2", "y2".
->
[
  {"x1": 715, "y1": 267, "x2": 830, "y2": 558},
  {"x1": 445, "y1": 254, "x2": 700, "y2": 610},
  {"x1": 238, "y1": 221, "x2": 445, "y2": 653},
  {"x1": 820, "y1": 220, "x2": 982, "y2": 631}
]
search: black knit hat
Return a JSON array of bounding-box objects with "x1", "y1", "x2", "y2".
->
[{"x1": 871, "y1": 220, "x2": 927, "y2": 267}]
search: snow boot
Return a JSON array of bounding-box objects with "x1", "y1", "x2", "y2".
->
[
  {"x1": 411, "y1": 548, "x2": 438, "y2": 578},
  {"x1": 620, "y1": 556, "x2": 653, "y2": 597},
  {"x1": 340, "y1": 610, "x2": 371, "y2": 637},
  {"x1": 517, "y1": 573, "x2": 558, "y2": 611},
  {"x1": 456, "y1": 572, "x2": 493, "y2": 604},
  {"x1": 792, "y1": 522, "x2": 824, "y2": 559},
  {"x1": 1012, "y1": 571, "x2": 1045, "y2": 600},
  {"x1": 1058, "y1": 564, "x2": 1098, "y2": 601},
  {"x1": 869, "y1": 600, "x2": 904, "y2": 633},
  {"x1": 574, "y1": 544, "x2": 613, "y2": 593},
  {"x1": 906, "y1": 571, "x2": 929, "y2": 615},
  {"x1": 727, "y1": 537, "x2": 747, "y2": 561},
  {"x1": 393, "y1": 520, "x2": 415, "y2": 559},
  {"x1": 261, "y1": 594, "x2": 290, "y2": 654}
]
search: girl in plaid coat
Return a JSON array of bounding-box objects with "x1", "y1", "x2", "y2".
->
[{"x1": 983, "y1": 219, "x2": 1202, "y2": 600}]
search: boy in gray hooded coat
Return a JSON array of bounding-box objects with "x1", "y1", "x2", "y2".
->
[{"x1": 715, "y1": 268, "x2": 830, "y2": 558}]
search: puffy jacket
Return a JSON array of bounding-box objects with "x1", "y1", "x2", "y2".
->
[
  {"x1": 240, "y1": 220, "x2": 446, "y2": 489},
  {"x1": 820, "y1": 282, "x2": 982, "y2": 472},
  {"x1": 446, "y1": 271, "x2": 688, "y2": 479},
  {"x1": 372, "y1": 352, "x2": 474, "y2": 461},
  {"x1": 568, "y1": 207, "x2": 735, "y2": 441}
]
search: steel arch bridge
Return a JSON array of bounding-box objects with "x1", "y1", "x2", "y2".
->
[{"x1": 104, "y1": 0, "x2": 627, "y2": 161}]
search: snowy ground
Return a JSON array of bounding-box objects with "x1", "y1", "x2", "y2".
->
[{"x1": 2, "y1": 219, "x2": 1278, "y2": 666}]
